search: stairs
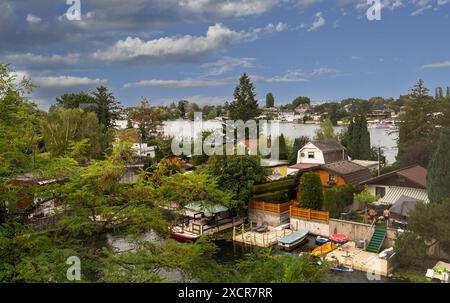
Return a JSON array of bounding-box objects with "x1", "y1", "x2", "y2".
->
[{"x1": 366, "y1": 225, "x2": 387, "y2": 253}]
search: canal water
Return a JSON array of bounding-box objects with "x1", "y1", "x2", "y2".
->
[
  {"x1": 212, "y1": 237, "x2": 400, "y2": 283},
  {"x1": 164, "y1": 121, "x2": 398, "y2": 164}
]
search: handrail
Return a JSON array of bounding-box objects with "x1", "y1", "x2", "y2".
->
[{"x1": 362, "y1": 220, "x2": 377, "y2": 249}]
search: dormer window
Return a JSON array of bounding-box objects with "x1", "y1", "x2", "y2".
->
[{"x1": 308, "y1": 152, "x2": 315, "y2": 159}]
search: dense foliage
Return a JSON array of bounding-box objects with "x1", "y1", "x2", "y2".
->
[{"x1": 299, "y1": 173, "x2": 323, "y2": 210}]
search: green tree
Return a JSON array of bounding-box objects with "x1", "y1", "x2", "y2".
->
[
  {"x1": 265, "y1": 92, "x2": 275, "y2": 108},
  {"x1": 314, "y1": 118, "x2": 338, "y2": 140},
  {"x1": 299, "y1": 173, "x2": 323, "y2": 210},
  {"x1": 91, "y1": 86, "x2": 122, "y2": 129},
  {"x1": 273, "y1": 134, "x2": 288, "y2": 160},
  {"x1": 292, "y1": 96, "x2": 311, "y2": 108},
  {"x1": 394, "y1": 231, "x2": 429, "y2": 268},
  {"x1": 52, "y1": 92, "x2": 96, "y2": 112},
  {"x1": 397, "y1": 80, "x2": 438, "y2": 167},
  {"x1": 228, "y1": 74, "x2": 261, "y2": 121},
  {"x1": 427, "y1": 128, "x2": 450, "y2": 203},
  {"x1": 206, "y1": 155, "x2": 268, "y2": 209},
  {"x1": 340, "y1": 115, "x2": 371, "y2": 160},
  {"x1": 128, "y1": 97, "x2": 164, "y2": 142}
]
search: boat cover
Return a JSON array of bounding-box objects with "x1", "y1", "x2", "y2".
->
[{"x1": 278, "y1": 230, "x2": 309, "y2": 244}]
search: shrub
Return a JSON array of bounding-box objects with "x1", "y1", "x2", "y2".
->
[{"x1": 299, "y1": 173, "x2": 323, "y2": 210}]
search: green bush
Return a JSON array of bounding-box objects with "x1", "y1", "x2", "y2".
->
[
  {"x1": 252, "y1": 177, "x2": 296, "y2": 195},
  {"x1": 299, "y1": 173, "x2": 323, "y2": 210},
  {"x1": 253, "y1": 189, "x2": 294, "y2": 204}
]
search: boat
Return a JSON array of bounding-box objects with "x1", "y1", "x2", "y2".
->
[
  {"x1": 331, "y1": 265, "x2": 354, "y2": 273},
  {"x1": 311, "y1": 241, "x2": 339, "y2": 257},
  {"x1": 315, "y1": 236, "x2": 329, "y2": 245},
  {"x1": 329, "y1": 234, "x2": 349, "y2": 244},
  {"x1": 278, "y1": 229, "x2": 309, "y2": 251},
  {"x1": 168, "y1": 226, "x2": 200, "y2": 242}
]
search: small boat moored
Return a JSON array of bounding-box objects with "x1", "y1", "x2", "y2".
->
[
  {"x1": 278, "y1": 229, "x2": 309, "y2": 251},
  {"x1": 315, "y1": 236, "x2": 329, "y2": 245},
  {"x1": 168, "y1": 226, "x2": 200, "y2": 242},
  {"x1": 311, "y1": 241, "x2": 339, "y2": 257},
  {"x1": 331, "y1": 265, "x2": 354, "y2": 273},
  {"x1": 329, "y1": 234, "x2": 349, "y2": 244}
]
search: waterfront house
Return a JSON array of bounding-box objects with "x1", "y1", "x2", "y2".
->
[
  {"x1": 360, "y1": 165, "x2": 429, "y2": 205},
  {"x1": 260, "y1": 159, "x2": 291, "y2": 181},
  {"x1": 288, "y1": 140, "x2": 348, "y2": 175}
]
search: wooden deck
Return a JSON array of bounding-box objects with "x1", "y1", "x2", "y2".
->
[
  {"x1": 324, "y1": 242, "x2": 392, "y2": 277},
  {"x1": 233, "y1": 224, "x2": 293, "y2": 247}
]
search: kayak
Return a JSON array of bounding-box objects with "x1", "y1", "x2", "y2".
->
[
  {"x1": 332, "y1": 265, "x2": 354, "y2": 273},
  {"x1": 311, "y1": 241, "x2": 339, "y2": 257},
  {"x1": 329, "y1": 234, "x2": 349, "y2": 244},
  {"x1": 315, "y1": 236, "x2": 329, "y2": 245}
]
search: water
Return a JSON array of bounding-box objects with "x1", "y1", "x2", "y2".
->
[
  {"x1": 164, "y1": 120, "x2": 398, "y2": 164},
  {"x1": 212, "y1": 238, "x2": 401, "y2": 283}
]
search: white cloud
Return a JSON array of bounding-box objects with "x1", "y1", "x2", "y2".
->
[
  {"x1": 158, "y1": 95, "x2": 230, "y2": 106},
  {"x1": 421, "y1": 60, "x2": 450, "y2": 69},
  {"x1": 5, "y1": 53, "x2": 80, "y2": 65},
  {"x1": 311, "y1": 67, "x2": 340, "y2": 76},
  {"x1": 124, "y1": 78, "x2": 234, "y2": 89},
  {"x1": 201, "y1": 57, "x2": 256, "y2": 76},
  {"x1": 178, "y1": 0, "x2": 281, "y2": 18},
  {"x1": 308, "y1": 12, "x2": 326, "y2": 32},
  {"x1": 254, "y1": 70, "x2": 308, "y2": 83},
  {"x1": 264, "y1": 22, "x2": 288, "y2": 33},
  {"x1": 34, "y1": 76, "x2": 107, "y2": 88},
  {"x1": 92, "y1": 23, "x2": 256, "y2": 62},
  {"x1": 26, "y1": 13, "x2": 41, "y2": 24}
]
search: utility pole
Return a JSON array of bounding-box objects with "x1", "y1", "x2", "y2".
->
[{"x1": 378, "y1": 145, "x2": 381, "y2": 176}]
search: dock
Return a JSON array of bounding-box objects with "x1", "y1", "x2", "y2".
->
[
  {"x1": 324, "y1": 242, "x2": 393, "y2": 277},
  {"x1": 233, "y1": 223, "x2": 293, "y2": 247}
]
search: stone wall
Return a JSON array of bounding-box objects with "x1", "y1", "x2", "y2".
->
[
  {"x1": 248, "y1": 208, "x2": 290, "y2": 227},
  {"x1": 290, "y1": 217, "x2": 330, "y2": 237}
]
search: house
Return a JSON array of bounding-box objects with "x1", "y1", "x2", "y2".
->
[
  {"x1": 297, "y1": 160, "x2": 373, "y2": 188},
  {"x1": 288, "y1": 140, "x2": 348, "y2": 174},
  {"x1": 294, "y1": 103, "x2": 311, "y2": 114},
  {"x1": 360, "y1": 165, "x2": 429, "y2": 205}
]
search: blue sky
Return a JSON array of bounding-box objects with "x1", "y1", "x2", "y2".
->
[{"x1": 1, "y1": 0, "x2": 450, "y2": 110}]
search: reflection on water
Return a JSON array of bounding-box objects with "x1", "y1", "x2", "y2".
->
[
  {"x1": 164, "y1": 121, "x2": 398, "y2": 164},
  {"x1": 212, "y1": 238, "x2": 400, "y2": 283}
]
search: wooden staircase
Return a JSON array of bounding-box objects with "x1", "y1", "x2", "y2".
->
[{"x1": 366, "y1": 224, "x2": 387, "y2": 253}]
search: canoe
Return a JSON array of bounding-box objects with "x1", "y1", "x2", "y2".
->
[
  {"x1": 168, "y1": 226, "x2": 200, "y2": 242},
  {"x1": 332, "y1": 266, "x2": 354, "y2": 273},
  {"x1": 311, "y1": 241, "x2": 339, "y2": 257},
  {"x1": 329, "y1": 234, "x2": 349, "y2": 244},
  {"x1": 315, "y1": 236, "x2": 329, "y2": 245},
  {"x1": 278, "y1": 229, "x2": 309, "y2": 251}
]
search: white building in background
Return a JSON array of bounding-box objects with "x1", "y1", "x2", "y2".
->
[{"x1": 132, "y1": 143, "x2": 156, "y2": 158}]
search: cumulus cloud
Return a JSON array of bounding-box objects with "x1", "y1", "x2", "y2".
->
[
  {"x1": 311, "y1": 67, "x2": 340, "y2": 76},
  {"x1": 308, "y1": 12, "x2": 326, "y2": 31},
  {"x1": 33, "y1": 76, "x2": 107, "y2": 89}
]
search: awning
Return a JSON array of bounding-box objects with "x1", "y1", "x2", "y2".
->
[
  {"x1": 377, "y1": 186, "x2": 429, "y2": 205},
  {"x1": 389, "y1": 195, "x2": 422, "y2": 217},
  {"x1": 184, "y1": 202, "x2": 229, "y2": 214}
]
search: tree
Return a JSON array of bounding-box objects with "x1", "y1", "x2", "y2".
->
[
  {"x1": 314, "y1": 118, "x2": 338, "y2": 140},
  {"x1": 53, "y1": 92, "x2": 96, "y2": 112},
  {"x1": 206, "y1": 155, "x2": 268, "y2": 210},
  {"x1": 265, "y1": 93, "x2": 275, "y2": 108},
  {"x1": 273, "y1": 134, "x2": 288, "y2": 160},
  {"x1": 128, "y1": 97, "x2": 164, "y2": 142},
  {"x1": 427, "y1": 128, "x2": 450, "y2": 203},
  {"x1": 228, "y1": 74, "x2": 261, "y2": 121},
  {"x1": 292, "y1": 96, "x2": 311, "y2": 108},
  {"x1": 91, "y1": 86, "x2": 122, "y2": 129},
  {"x1": 340, "y1": 115, "x2": 371, "y2": 160},
  {"x1": 177, "y1": 100, "x2": 189, "y2": 118},
  {"x1": 397, "y1": 80, "x2": 438, "y2": 167},
  {"x1": 394, "y1": 231, "x2": 429, "y2": 268},
  {"x1": 41, "y1": 109, "x2": 109, "y2": 160},
  {"x1": 289, "y1": 136, "x2": 310, "y2": 164},
  {"x1": 299, "y1": 173, "x2": 323, "y2": 210}
]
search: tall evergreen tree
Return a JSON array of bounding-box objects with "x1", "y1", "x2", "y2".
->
[
  {"x1": 228, "y1": 74, "x2": 261, "y2": 121},
  {"x1": 299, "y1": 173, "x2": 323, "y2": 210},
  {"x1": 427, "y1": 128, "x2": 450, "y2": 203},
  {"x1": 273, "y1": 134, "x2": 288, "y2": 160},
  {"x1": 447, "y1": 87, "x2": 450, "y2": 99},
  {"x1": 265, "y1": 93, "x2": 275, "y2": 108},
  {"x1": 91, "y1": 86, "x2": 122, "y2": 129}
]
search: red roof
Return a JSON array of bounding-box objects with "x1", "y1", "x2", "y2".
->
[{"x1": 288, "y1": 163, "x2": 321, "y2": 171}]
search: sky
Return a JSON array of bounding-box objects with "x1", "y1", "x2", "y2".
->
[{"x1": 1, "y1": 0, "x2": 450, "y2": 110}]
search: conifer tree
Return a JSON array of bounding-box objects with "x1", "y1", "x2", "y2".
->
[{"x1": 427, "y1": 128, "x2": 450, "y2": 203}]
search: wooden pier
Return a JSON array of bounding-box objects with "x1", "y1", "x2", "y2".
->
[{"x1": 232, "y1": 223, "x2": 293, "y2": 248}]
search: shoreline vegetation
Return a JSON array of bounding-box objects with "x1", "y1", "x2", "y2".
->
[{"x1": 2, "y1": 65, "x2": 450, "y2": 283}]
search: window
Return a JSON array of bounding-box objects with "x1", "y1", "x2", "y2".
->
[
  {"x1": 308, "y1": 152, "x2": 315, "y2": 159},
  {"x1": 376, "y1": 187, "x2": 386, "y2": 198},
  {"x1": 300, "y1": 153, "x2": 305, "y2": 158},
  {"x1": 328, "y1": 174, "x2": 336, "y2": 183}
]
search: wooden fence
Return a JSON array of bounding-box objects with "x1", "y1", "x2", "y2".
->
[
  {"x1": 290, "y1": 206, "x2": 329, "y2": 222},
  {"x1": 249, "y1": 200, "x2": 297, "y2": 214}
]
